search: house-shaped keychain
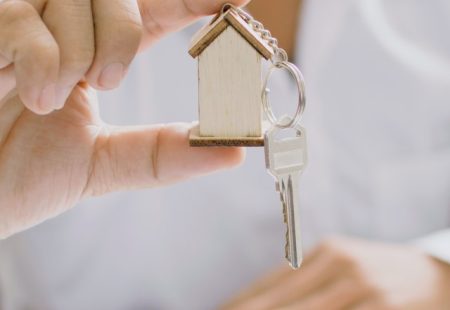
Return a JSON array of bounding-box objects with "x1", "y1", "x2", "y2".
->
[{"x1": 189, "y1": 7, "x2": 274, "y2": 147}]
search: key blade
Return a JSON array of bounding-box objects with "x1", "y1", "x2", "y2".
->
[
  {"x1": 287, "y1": 175, "x2": 303, "y2": 269},
  {"x1": 278, "y1": 179, "x2": 290, "y2": 261},
  {"x1": 278, "y1": 174, "x2": 303, "y2": 269},
  {"x1": 264, "y1": 117, "x2": 307, "y2": 270}
]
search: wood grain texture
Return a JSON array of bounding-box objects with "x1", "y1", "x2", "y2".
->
[
  {"x1": 224, "y1": 11, "x2": 274, "y2": 60},
  {"x1": 189, "y1": 15, "x2": 229, "y2": 58},
  {"x1": 189, "y1": 125, "x2": 264, "y2": 147},
  {"x1": 189, "y1": 10, "x2": 274, "y2": 59},
  {"x1": 198, "y1": 26, "x2": 262, "y2": 137}
]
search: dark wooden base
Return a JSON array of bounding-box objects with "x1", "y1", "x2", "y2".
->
[{"x1": 189, "y1": 125, "x2": 265, "y2": 147}]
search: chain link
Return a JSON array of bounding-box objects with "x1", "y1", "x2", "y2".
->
[
  {"x1": 222, "y1": 3, "x2": 305, "y2": 129},
  {"x1": 222, "y1": 4, "x2": 288, "y2": 64}
]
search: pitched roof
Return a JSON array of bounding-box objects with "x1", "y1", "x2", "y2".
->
[{"x1": 189, "y1": 9, "x2": 274, "y2": 60}]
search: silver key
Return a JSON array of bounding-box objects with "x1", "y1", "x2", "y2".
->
[{"x1": 264, "y1": 117, "x2": 307, "y2": 269}]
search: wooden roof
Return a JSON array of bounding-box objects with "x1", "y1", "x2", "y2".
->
[{"x1": 189, "y1": 9, "x2": 274, "y2": 60}]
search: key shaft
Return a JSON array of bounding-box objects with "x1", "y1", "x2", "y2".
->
[
  {"x1": 264, "y1": 118, "x2": 307, "y2": 270},
  {"x1": 279, "y1": 172, "x2": 302, "y2": 268}
]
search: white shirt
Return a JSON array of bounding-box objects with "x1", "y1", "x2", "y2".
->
[{"x1": 0, "y1": 1, "x2": 449, "y2": 309}]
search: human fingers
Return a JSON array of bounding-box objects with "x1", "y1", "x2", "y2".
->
[
  {"x1": 40, "y1": 0, "x2": 95, "y2": 108},
  {"x1": 281, "y1": 276, "x2": 372, "y2": 310},
  {"x1": 83, "y1": 122, "x2": 246, "y2": 197},
  {"x1": 223, "y1": 266, "x2": 294, "y2": 309},
  {"x1": 224, "y1": 245, "x2": 342, "y2": 310},
  {"x1": 223, "y1": 250, "x2": 322, "y2": 309},
  {"x1": 0, "y1": 0, "x2": 59, "y2": 114},
  {"x1": 138, "y1": 0, "x2": 250, "y2": 49},
  {"x1": 348, "y1": 300, "x2": 386, "y2": 310},
  {"x1": 85, "y1": 0, "x2": 142, "y2": 90}
]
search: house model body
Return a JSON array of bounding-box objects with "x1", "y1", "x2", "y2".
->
[{"x1": 189, "y1": 8, "x2": 274, "y2": 146}]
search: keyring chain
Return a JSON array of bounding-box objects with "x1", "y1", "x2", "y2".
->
[
  {"x1": 222, "y1": 4, "x2": 306, "y2": 129},
  {"x1": 222, "y1": 4, "x2": 288, "y2": 64}
]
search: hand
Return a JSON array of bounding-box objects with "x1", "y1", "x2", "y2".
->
[
  {"x1": 0, "y1": 0, "x2": 250, "y2": 238},
  {"x1": 0, "y1": 84, "x2": 245, "y2": 239},
  {"x1": 0, "y1": 0, "x2": 249, "y2": 114},
  {"x1": 224, "y1": 236, "x2": 450, "y2": 310}
]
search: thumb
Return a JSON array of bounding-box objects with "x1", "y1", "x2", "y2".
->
[
  {"x1": 138, "y1": 0, "x2": 250, "y2": 48},
  {"x1": 83, "y1": 123, "x2": 246, "y2": 196}
]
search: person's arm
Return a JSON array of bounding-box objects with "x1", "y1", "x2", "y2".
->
[
  {"x1": 224, "y1": 236, "x2": 450, "y2": 310},
  {"x1": 0, "y1": 0, "x2": 249, "y2": 239},
  {"x1": 0, "y1": 0, "x2": 250, "y2": 114}
]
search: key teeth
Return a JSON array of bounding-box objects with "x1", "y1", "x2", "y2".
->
[
  {"x1": 279, "y1": 177, "x2": 301, "y2": 270},
  {"x1": 277, "y1": 177, "x2": 302, "y2": 270},
  {"x1": 283, "y1": 205, "x2": 290, "y2": 261},
  {"x1": 275, "y1": 181, "x2": 280, "y2": 192},
  {"x1": 279, "y1": 181, "x2": 291, "y2": 262},
  {"x1": 284, "y1": 225, "x2": 290, "y2": 261},
  {"x1": 279, "y1": 194, "x2": 286, "y2": 220}
]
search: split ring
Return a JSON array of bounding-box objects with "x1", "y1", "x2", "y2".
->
[{"x1": 262, "y1": 61, "x2": 306, "y2": 128}]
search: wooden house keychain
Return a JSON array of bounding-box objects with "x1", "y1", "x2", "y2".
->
[{"x1": 189, "y1": 4, "x2": 307, "y2": 269}]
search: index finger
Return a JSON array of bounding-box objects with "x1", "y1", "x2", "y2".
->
[
  {"x1": 138, "y1": 0, "x2": 250, "y2": 48},
  {"x1": 0, "y1": 0, "x2": 59, "y2": 114}
]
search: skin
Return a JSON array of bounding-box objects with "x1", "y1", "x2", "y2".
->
[
  {"x1": 247, "y1": 0, "x2": 303, "y2": 57},
  {"x1": 223, "y1": 237, "x2": 450, "y2": 310},
  {"x1": 0, "y1": 0, "x2": 249, "y2": 238},
  {"x1": 0, "y1": 0, "x2": 251, "y2": 113}
]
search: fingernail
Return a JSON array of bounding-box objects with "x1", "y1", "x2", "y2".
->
[
  {"x1": 38, "y1": 84, "x2": 56, "y2": 114},
  {"x1": 55, "y1": 86, "x2": 72, "y2": 110},
  {"x1": 99, "y1": 62, "x2": 124, "y2": 89}
]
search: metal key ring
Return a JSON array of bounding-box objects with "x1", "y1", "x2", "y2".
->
[{"x1": 262, "y1": 61, "x2": 306, "y2": 129}]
